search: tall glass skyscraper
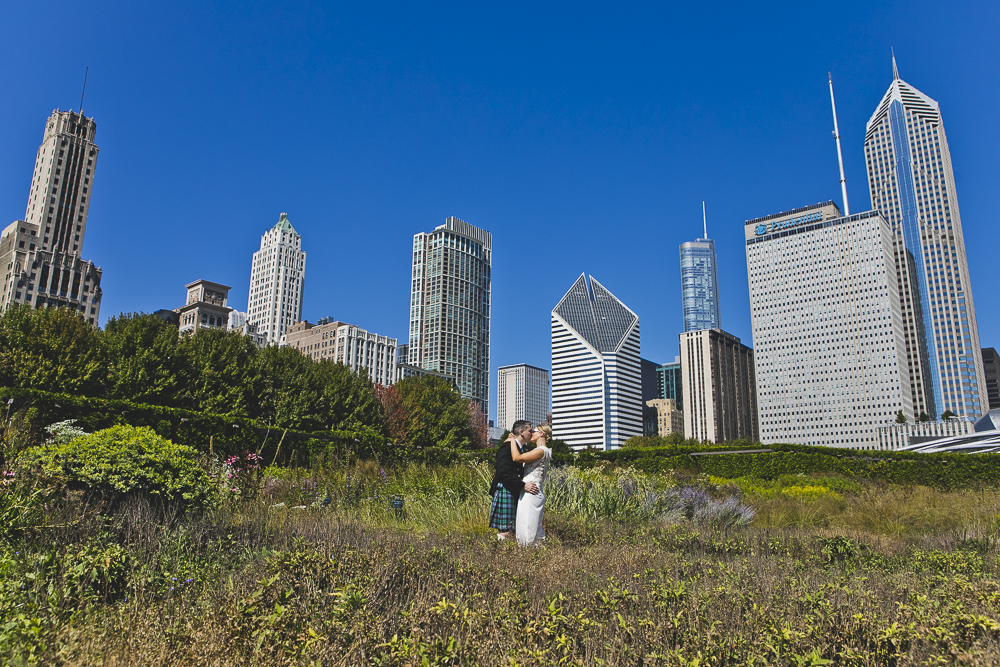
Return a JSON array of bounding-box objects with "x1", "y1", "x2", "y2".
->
[
  {"x1": 680, "y1": 234, "x2": 721, "y2": 332},
  {"x1": 408, "y1": 216, "x2": 492, "y2": 414},
  {"x1": 864, "y1": 58, "x2": 986, "y2": 420}
]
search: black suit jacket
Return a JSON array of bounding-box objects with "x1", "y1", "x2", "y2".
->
[{"x1": 489, "y1": 439, "x2": 525, "y2": 501}]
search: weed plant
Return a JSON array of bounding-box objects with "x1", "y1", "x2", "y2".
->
[{"x1": 4, "y1": 456, "x2": 1000, "y2": 665}]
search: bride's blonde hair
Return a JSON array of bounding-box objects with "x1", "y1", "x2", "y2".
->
[{"x1": 537, "y1": 423, "x2": 553, "y2": 443}]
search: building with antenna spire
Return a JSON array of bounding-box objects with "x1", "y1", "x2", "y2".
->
[
  {"x1": 864, "y1": 55, "x2": 986, "y2": 420},
  {"x1": 679, "y1": 203, "x2": 721, "y2": 332},
  {"x1": 0, "y1": 108, "x2": 103, "y2": 324}
]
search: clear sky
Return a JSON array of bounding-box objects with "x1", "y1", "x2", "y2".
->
[{"x1": 2, "y1": 1, "x2": 999, "y2": 423}]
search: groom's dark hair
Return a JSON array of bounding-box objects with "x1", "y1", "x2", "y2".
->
[{"x1": 511, "y1": 420, "x2": 532, "y2": 436}]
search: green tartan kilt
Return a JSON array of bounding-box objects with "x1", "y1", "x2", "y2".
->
[{"x1": 489, "y1": 484, "x2": 516, "y2": 531}]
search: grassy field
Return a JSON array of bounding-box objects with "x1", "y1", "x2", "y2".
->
[{"x1": 4, "y1": 461, "x2": 1000, "y2": 665}]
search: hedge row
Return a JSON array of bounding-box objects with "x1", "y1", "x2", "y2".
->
[
  {"x1": 3, "y1": 387, "x2": 476, "y2": 467},
  {"x1": 576, "y1": 441, "x2": 1000, "y2": 490}
]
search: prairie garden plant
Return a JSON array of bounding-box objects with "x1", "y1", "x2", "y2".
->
[{"x1": 5, "y1": 420, "x2": 1000, "y2": 664}]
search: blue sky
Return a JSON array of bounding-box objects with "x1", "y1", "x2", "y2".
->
[{"x1": 2, "y1": 1, "x2": 999, "y2": 422}]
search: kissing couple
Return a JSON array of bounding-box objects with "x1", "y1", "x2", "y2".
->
[{"x1": 487, "y1": 420, "x2": 552, "y2": 546}]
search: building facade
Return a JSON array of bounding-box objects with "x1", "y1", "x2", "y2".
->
[
  {"x1": 175, "y1": 280, "x2": 232, "y2": 336},
  {"x1": 680, "y1": 238, "x2": 721, "y2": 332},
  {"x1": 247, "y1": 213, "x2": 306, "y2": 345},
  {"x1": 645, "y1": 398, "x2": 683, "y2": 437},
  {"x1": 656, "y1": 357, "x2": 683, "y2": 410},
  {"x1": 983, "y1": 348, "x2": 1000, "y2": 410},
  {"x1": 877, "y1": 418, "x2": 976, "y2": 451},
  {"x1": 396, "y1": 362, "x2": 456, "y2": 385},
  {"x1": 228, "y1": 310, "x2": 266, "y2": 348},
  {"x1": 497, "y1": 364, "x2": 550, "y2": 432},
  {"x1": 282, "y1": 319, "x2": 396, "y2": 387},
  {"x1": 680, "y1": 328, "x2": 757, "y2": 443},
  {"x1": 745, "y1": 202, "x2": 913, "y2": 449},
  {"x1": 864, "y1": 59, "x2": 986, "y2": 420},
  {"x1": 408, "y1": 216, "x2": 491, "y2": 413},
  {"x1": 551, "y1": 273, "x2": 643, "y2": 450},
  {"x1": 0, "y1": 109, "x2": 103, "y2": 324}
]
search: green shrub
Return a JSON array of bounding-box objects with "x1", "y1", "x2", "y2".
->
[{"x1": 25, "y1": 425, "x2": 216, "y2": 509}]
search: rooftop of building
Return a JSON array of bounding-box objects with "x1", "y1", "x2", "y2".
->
[
  {"x1": 745, "y1": 201, "x2": 840, "y2": 226},
  {"x1": 272, "y1": 212, "x2": 297, "y2": 235},
  {"x1": 184, "y1": 279, "x2": 231, "y2": 291},
  {"x1": 498, "y1": 363, "x2": 549, "y2": 373}
]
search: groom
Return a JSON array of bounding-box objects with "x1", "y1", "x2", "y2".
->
[{"x1": 488, "y1": 419, "x2": 539, "y2": 540}]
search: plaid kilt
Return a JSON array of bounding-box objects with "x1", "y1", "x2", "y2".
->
[{"x1": 489, "y1": 484, "x2": 516, "y2": 531}]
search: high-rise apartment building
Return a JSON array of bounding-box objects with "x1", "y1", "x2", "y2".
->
[
  {"x1": 0, "y1": 109, "x2": 103, "y2": 324},
  {"x1": 408, "y1": 216, "x2": 491, "y2": 413},
  {"x1": 745, "y1": 202, "x2": 913, "y2": 449},
  {"x1": 282, "y1": 319, "x2": 397, "y2": 387},
  {"x1": 982, "y1": 348, "x2": 1000, "y2": 410},
  {"x1": 680, "y1": 235, "x2": 721, "y2": 332},
  {"x1": 680, "y1": 328, "x2": 757, "y2": 443},
  {"x1": 551, "y1": 273, "x2": 643, "y2": 450},
  {"x1": 497, "y1": 364, "x2": 550, "y2": 432},
  {"x1": 247, "y1": 213, "x2": 306, "y2": 346},
  {"x1": 864, "y1": 59, "x2": 986, "y2": 420}
]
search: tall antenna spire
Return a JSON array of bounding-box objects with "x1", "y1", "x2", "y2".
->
[
  {"x1": 702, "y1": 201, "x2": 707, "y2": 239},
  {"x1": 828, "y1": 72, "x2": 850, "y2": 216},
  {"x1": 891, "y1": 48, "x2": 899, "y2": 80},
  {"x1": 79, "y1": 67, "x2": 89, "y2": 114}
]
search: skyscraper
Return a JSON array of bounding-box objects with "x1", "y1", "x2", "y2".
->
[
  {"x1": 408, "y1": 216, "x2": 492, "y2": 413},
  {"x1": 864, "y1": 57, "x2": 986, "y2": 419},
  {"x1": 551, "y1": 273, "x2": 642, "y2": 450},
  {"x1": 680, "y1": 204, "x2": 721, "y2": 332},
  {"x1": 680, "y1": 328, "x2": 757, "y2": 443},
  {"x1": 655, "y1": 357, "x2": 683, "y2": 409},
  {"x1": 247, "y1": 213, "x2": 306, "y2": 345},
  {"x1": 745, "y1": 201, "x2": 912, "y2": 449},
  {"x1": 982, "y1": 348, "x2": 1000, "y2": 411},
  {"x1": 0, "y1": 109, "x2": 103, "y2": 324},
  {"x1": 497, "y1": 364, "x2": 550, "y2": 432}
]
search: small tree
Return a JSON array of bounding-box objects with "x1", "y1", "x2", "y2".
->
[
  {"x1": 918, "y1": 412, "x2": 932, "y2": 422},
  {"x1": 941, "y1": 410, "x2": 956, "y2": 420},
  {"x1": 467, "y1": 400, "x2": 490, "y2": 449},
  {"x1": 895, "y1": 410, "x2": 907, "y2": 424}
]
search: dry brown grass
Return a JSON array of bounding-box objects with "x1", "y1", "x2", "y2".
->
[{"x1": 6, "y1": 470, "x2": 1000, "y2": 666}]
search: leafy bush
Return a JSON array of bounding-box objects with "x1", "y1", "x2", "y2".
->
[{"x1": 25, "y1": 425, "x2": 216, "y2": 509}]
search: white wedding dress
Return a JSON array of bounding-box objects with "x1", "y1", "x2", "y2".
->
[{"x1": 516, "y1": 445, "x2": 551, "y2": 547}]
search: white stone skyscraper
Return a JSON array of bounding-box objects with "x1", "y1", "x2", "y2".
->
[
  {"x1": 864, "y1": 57, "x2": 986, "y2": 420},
  {"x1": 745, "y1": 202, "x2": 912, "y2": 449},
  {"x1": 408, "y1": 216, "x2": 492, "y2": 414},
  {"x1": 0, "y1": 109, "x2": 103, "y2": 324},
  {"x1": 551, "y1": 274, "x2": 642, "y2": 450},
  {"x1": 247, "y1": 213, "x2": 306, "y2": 345}
]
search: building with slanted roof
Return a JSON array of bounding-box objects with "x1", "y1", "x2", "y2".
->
[{"x1": 550, "y1": 273, "x2": 642, "y2": 450}]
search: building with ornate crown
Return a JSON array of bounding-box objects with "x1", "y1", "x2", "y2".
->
[
  {"x1": 0, "y1": 109, "x2": 103, "y2": 324},
  {"x1": 247, "y1": 213, "x2": 306, "y2": 345}
]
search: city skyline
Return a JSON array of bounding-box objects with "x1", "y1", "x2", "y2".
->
[{"x1": 3, "y1": 2, "x2": 999, "y2": 425}]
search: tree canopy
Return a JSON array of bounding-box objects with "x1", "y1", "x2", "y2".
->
[{"x1": 0, "y1": 305, "x2": 483, "y2": 450}]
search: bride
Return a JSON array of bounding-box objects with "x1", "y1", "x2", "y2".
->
[{"x1": 506, "y1": 424, "x2": 552, "y2": 547}]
